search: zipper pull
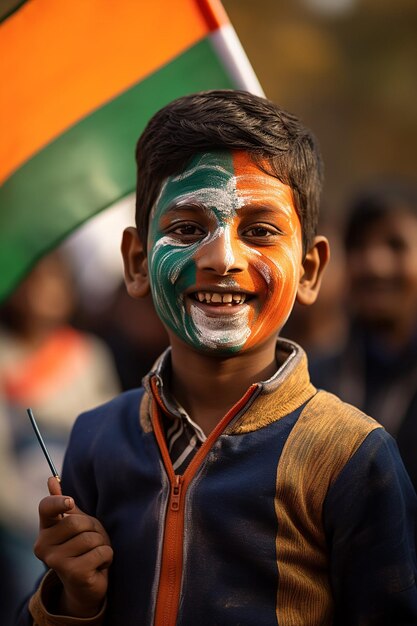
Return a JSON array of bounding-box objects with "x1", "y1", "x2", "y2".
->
[{"x1": 170, "y1": 475, "x2": 182, "y2": 511}]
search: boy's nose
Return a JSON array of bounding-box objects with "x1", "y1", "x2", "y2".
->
[{"x1": 195, "y1": 227, "x2": 247, "y2": 276}]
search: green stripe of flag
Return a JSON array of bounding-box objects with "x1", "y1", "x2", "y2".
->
[{"x1": 0, "y1": 38, "x2": 235, "y2": 301}]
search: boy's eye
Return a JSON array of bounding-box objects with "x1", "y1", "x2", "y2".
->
[
  {"x1": 168, "y1": 222, "x2": 206, "y2": 241},
  {"x1": 242, "y1": 224, "x2": 282, "y2": 241}
]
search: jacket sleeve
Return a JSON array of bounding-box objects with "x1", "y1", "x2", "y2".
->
[
  {"x1": 324, "y1": 428, "x2": 417, "y2": 625},
  {"x1": 31, "y1": 571, "x2": 105, "y2": 626}
]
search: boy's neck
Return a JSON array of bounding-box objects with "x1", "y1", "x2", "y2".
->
[{"x1": 168, "y1": 337, "x2": 279, "y2": 435}]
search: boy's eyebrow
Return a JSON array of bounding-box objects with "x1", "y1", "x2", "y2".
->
[
  {"x1": 159, "y1": 202, "x2": 296, "y2": 223},
  {"x1": 237, "y1": 203, "x2": 294, "y2": 218},
  {"x1": 239, "y1": 203, "x2": 280, "y2": 213},
  {"x1": 162, "y1": 200, "x2": 208, "y2": 215}
]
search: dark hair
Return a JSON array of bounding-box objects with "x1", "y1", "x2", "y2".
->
[
  {"x1": 135, "y1": 89, "x2": 323, "y2": 252},
  {"x1": 344, "y1": 180, "x2": 417, "y2": 250}
]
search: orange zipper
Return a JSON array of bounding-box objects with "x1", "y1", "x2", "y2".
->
[{"x1": 151, "y1": 377, "x2": 258, "y2": 626}]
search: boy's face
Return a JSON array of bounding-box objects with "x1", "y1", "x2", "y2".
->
[{"x1": 147, "y1": 150, "x2": 303, "y2": 355}]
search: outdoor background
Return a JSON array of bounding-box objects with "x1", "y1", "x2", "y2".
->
[
  {"x1": 224, "y1": 0, "x2": 417, "y2": 223},
  {"x1": 1, "y1": 1, "x2": 416, "y2": 622}
]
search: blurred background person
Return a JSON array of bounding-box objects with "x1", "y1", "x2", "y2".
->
[
  {"x1": 308, "y1": 180, "x2": 417, "y2": 491},
  {"x1": 0, "y1": 250, "x2": 120, "y2": 615}
]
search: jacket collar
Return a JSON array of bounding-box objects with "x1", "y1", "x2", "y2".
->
[{"x1": 140, "y1": 339, "x2": 316, "y2": 434}]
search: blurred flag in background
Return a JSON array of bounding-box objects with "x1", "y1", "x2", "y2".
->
[{"x1": 0, "y1": 0, "x2": 263, "y2": 302}]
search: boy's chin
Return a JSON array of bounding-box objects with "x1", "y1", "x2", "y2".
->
[
  {"x1": 184, "y1": 337, "x2": 245, "y2": 357},
  {"x1": 183, "y1": 304, "x2": 252, "y2": 353}
]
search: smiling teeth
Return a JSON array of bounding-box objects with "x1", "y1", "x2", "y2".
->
[{"x1": 195, "y1": 292, "x2": 246, "y2": 304}]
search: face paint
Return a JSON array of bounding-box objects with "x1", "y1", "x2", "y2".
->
[{"x1": 147, "y1": 150, "x2": 302, "y2": 355}]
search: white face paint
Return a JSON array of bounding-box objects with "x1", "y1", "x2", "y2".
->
[{"x1": 189, "y1": 302, "x2": 251, "y2": 349}]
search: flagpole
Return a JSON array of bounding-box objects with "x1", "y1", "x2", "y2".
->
[{"x1": 196, "y1": 0, "x2": 265, "y2": 96}]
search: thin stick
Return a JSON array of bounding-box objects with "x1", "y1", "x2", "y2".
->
[{"x1": 27, "y1": 408, "x2": 61, "y2": 481}]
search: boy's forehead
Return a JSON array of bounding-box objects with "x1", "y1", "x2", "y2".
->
[
  {"x1": 153, "y1": 149, "x2": 295, "y2": 215},
  {"x1": 174, "y1": 150, "x2": 236, "y2": 181},
  {"x1": 154, "y1": 150, "x2": 235, "y2": 210}
]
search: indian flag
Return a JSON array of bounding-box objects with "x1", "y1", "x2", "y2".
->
[{"x1": 0, "y1": 0, "x2": 264, "y2": 302}]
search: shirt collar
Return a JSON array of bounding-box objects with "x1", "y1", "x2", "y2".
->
[{"x1": 143, "y1": 348, "x2": 206, "y2": 441}]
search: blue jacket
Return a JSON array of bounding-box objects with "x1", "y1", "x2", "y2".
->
[{"x1": 21, "y1": 340, "x2": 417, "y2": 626}]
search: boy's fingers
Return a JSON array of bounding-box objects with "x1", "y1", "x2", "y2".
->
[
  {"x1": 47, "y1": 475, "x2": 62, "y2": 496},
  {"x1": 39, "y1": 495, "x2": 74, "y2": 528},
  {"x1": 46, "y1": 477, "x2": 85, "y2": 516}
]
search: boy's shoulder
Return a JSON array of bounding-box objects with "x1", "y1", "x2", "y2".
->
[
  {"x1": 228, "y1": 343, "x2": 386, "y2": 496},
  {"x1": 266, "y1": 388, "x2": 391, "y2": 536},
  {"x1": 298, "y1": 388, "x2": 385, "y2": 469},
  {"x1": 302, "y1": 387, "x2": 381, "y2": 441},
  {"x1": 231, "y1": 339, "x2": 381, "y2": 444},
  {"x1": 275, "y1": 389, "x2": 387, "y2": 505},
  {"x1": 78, "y1": 386, "x2": 145, "y2": 417},
  {"x1": 70, "y1": 387, "x2": 147, "y2": 445},
  {"x1": 61, "y1": 388, "x2": 148, "y2": 497}
]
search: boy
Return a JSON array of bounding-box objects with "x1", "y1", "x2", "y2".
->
[{"x1": 18, "y1": 91, "x2": 417, "y2": 625}]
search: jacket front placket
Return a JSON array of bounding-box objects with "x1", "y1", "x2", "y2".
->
[{"x1": 149, "y1": 375, "x2": 259, "y2": 626}]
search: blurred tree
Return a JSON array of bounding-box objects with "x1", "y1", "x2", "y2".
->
[{"x1": 223, "y1": 0, "x2": 417, "y2": 220}]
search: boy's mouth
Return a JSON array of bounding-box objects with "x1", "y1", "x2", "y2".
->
[{"x1": 191, "y1": 291, "x2": 248, "y2": 306}]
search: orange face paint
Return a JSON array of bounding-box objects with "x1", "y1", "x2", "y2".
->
[
  {"x1": 147, "y1": 150, "x2": 303, "y2": 354},
  {"x1": 230, "y1": 151, "x2": 302, "y2": 349}
]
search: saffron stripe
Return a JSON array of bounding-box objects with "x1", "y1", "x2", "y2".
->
[{"x1": 0, "y1": 0, "x2": 226, "y2": 183}]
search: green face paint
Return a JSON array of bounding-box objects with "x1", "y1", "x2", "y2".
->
[{"x1": 148, "y1": 150, "x2": 246, "y2": 352}]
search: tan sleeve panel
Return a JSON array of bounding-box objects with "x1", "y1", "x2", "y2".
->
[
  {"x1": 29, "y1": 570, "x2": 106, "y2": 625},
  {"x1": 232, "y1": 352, "x2": 316, "y2": 434},
  {"x1": 139, "y1": 390, "x2": 153, "y2": 433},
  {"x1": 275, "y1": 391, "x2": 382, "y2": 626}
]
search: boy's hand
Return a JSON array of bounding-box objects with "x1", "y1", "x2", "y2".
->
[{"x1": 34, "y1": 476, "x2": 113, "y2": 618}]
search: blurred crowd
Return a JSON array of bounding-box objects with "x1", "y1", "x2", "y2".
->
[
  {"x1": 1, "y1": 178, "x2": 417, "y2": 623},
  {"x1": 285, "y1": 177, "x2": 417, "y2": 492}
]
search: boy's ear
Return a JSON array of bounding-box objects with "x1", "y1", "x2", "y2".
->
[
  {"x1": 121, "y1": 227, "x2": 150, "y2": 298},
  {"x1": 296, "y1": 236, "x2": 330, "y2": 306}
]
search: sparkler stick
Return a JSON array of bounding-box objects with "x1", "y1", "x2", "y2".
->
[{"x1": 27, "y1": 407, "x2": 61, "y2": 482}]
